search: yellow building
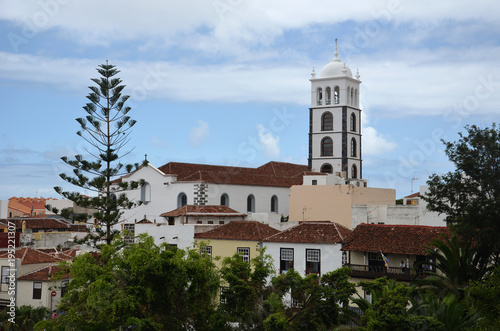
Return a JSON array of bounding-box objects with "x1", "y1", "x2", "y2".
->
[{"x1": 193, "y1": 221, "x2": 280, "y2": 266}]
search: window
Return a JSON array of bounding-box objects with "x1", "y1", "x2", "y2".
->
[
  {"x1": 123, "y1": 224, "x2": 135, "y2": 244},
  {"x1": 342, "y1": 251, "x2": 348, "y2": 265},
  {"x1": 200, "y1": 246, "x2": 212, "y2": 257},
  {"x1": 334, "y1": 86, "x2": 340, "y2": 104},
  {"x1": 220, "y1": 193, "x2": 229, "y2": 206},
  {"x1": 140, "y1": 182, "x2": 151, "y2": 203},
  {"x1": 61, "y1": 279, "x2": 69, "y2": 297},
  {"x1": 351, "y1": 164, "x2": 358, "y2": 179},
  {"x1": 350, "y1": 88, "x2": 354, "y2": 106},
  {"x1": 321, "y1": 137, "x2": 333, "y2": 156},
  {"x1": 177, "y1": 193, "x2": 187, "y2": 208},
  {"x1": 312, "y1": 180, "x2": 317, "y2": 185},
  {"x1": 237, "y1": 247, "x2": 250, "y2": 262},
  {"x1": 351, "y1": 138, "x2": 357, "y2": 157},
  {"x1": 271, "y1": 195, "x2": 278, "y2": 213},
  {"x1": 321, "y1": 112, "x2": 333, "y2": 131},
  {"x1": 306, "y1": 249, "x2": 321, "y2": 275},
  {"x1": 350, "y1": 113, "x2": 356, "y2": 132},
  {"x1": 325, "y1": 87, "x2": 331, "y2": 105},
  {"x1": 220, "y1": 286, "x2": 229, "y2": 305},
  {"x1": 280, "y1": 248, "x2": 294, "y2": 273},
  {"x1": 1, "y1": 266, "x2": 9, "y2": 284},
  {"x1": 33, "y1": 282, "x2": 42, "y2": 299},
  {"x1": 247, "y1": 194, "x2": 255, "y2": 213},
  {"x1": 317, "y1": 87, "x2": 323, "y2": 105},
  {"x1": 320, "y1": 163, "x2": 333, "y2": 174}
]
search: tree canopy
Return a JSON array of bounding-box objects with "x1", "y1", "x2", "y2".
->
[{"x1": 423, "y1": 123, "x2": 500, "y2": 266}]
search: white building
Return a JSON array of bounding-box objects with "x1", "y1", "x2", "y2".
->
[
  {"x1": 308, "y1": 40, "x2": 362, "y2": 181},
  {"x1": 263, "y1": 221, "x2": 352, "y2": 277},
  {"x1": 115, "y1": 161, "x2": 307, "y2": 225}
]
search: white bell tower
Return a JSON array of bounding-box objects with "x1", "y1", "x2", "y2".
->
[{"x1": 308, "y1": 40, "x2": 362, "y2": 179}]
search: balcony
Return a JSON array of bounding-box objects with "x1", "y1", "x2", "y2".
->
[{"x1": 345, "y1": 264, "x2": 429, "y2": 282}]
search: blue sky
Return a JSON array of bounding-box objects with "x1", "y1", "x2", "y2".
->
[{"x1": 1, "y1": 0, "x2": 499, "y2": 200}]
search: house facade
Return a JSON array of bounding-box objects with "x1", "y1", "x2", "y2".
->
[{"x1": 263, "y1": 221, "x2": 352, "y2": 277}]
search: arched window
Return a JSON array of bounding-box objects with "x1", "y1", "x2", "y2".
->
[
  {"x1": 220, "y1": 193, "x2": 229, "y2": 206},
  {"x1": 177, "y1": 193, "x2": 187, "y2": 208},
  {"x1": 317, "y1": 87, "x2": 323, "y2": 105},
  {"x1": 271, "y1": 195, "x2": 278, "y2": 213},
  {"x1": 351, "y1": 138, "x2": 357, "y2": 157},
  {"x1": 325, "y1": 87, "x2": 331, "y2": 105},
  {"x1": 350, "y1": 113, "x2": 356, "y2": 132},
  {"x1": 247, "y1": 194, "x2": 255, "y2": 213},
  {"x1": 321, "y1": 137, "x2": 333, "y2": 156},
  {"x1": 140, "y1": 182, "x2": 151, "y2": 203},
  {"x1": 355, "y1": 88, "x2": 359, "y2": 107},
  {"x1": 350, "y1": 88, "x2": 354, "y2": 106},
  {"x1": 321, "y1": 112, "x2": 333, "y2": 131},
  {"x1": 351, "y1": 164, "x2": 358, "y2": 179},
  {"x1": 334, "y1": 86, "x2": 340, "y2": 104},
  {"x1": 321, "y1": 163, "x2": 333, "y2": 173}
]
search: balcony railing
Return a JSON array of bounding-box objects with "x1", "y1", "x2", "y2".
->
[{"x1": 345, "y1": 264, "x2": 429, "y2": 282}]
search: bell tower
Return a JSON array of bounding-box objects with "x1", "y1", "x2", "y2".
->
[{"x1": 308, "y1": 40, "x2": 362, "y2": 179}]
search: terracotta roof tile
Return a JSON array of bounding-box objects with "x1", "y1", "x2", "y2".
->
[
  {"x1": 263, "y1": 222, "x2": 352, "y2": 244},
  {"x1": 341, "y1": 223, "x2": 451, "y2": 255},
  {"x1": 194, "y1": 221, "x2": 280, "y2": 241},
  {"x1": 161, "y1": 205, "x2": 247, "y2": 217},
  {"x1": 0, "y1": 247, "x2": 67, "y2": 264},
  {"x1": 18, "y1": 265, "x2": 68, "y2": 281}
]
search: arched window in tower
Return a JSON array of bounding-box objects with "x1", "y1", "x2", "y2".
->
[
  {"x1": 321, "y1": 137, "x2": 333, "y2": 156},
  {"x1": 317, "y1": 87, "x2": 323, "y2": 105},
  {"x1": 321, "y1": 112, "x2": 333, "y2": 131},
  {"x1": 271, "y1": 195, "x2": 278, "y2": 213},
  {"x1": 350, "y1": 113, "x2": 356, "y2": 132},
  {"x1": 334, "y1": 86, "x2": 340, "y2": 104},
  {"x1": 177, "y1": 193, "x2": 187, "y2": 208},
  {"x1": 321, "y1": 163, "x2": 333, "y2": 174},
  {"x1": 355, "y1": 88, "x2": 359, "y2": 107},
  {"x1": 350, "y1": 88, "x2": 354, "y2": 106},
  {"x1": 140, "y1": 182, "x2": 151, "y2": 203},
  {"x1": 247, "y1": 194, "x2": 255, "y2": 213},
  {"x1": 351, "y1": 164, "x2": 358, "y2": 179},
  {"x1": 220, "y1": 193, "x2": 229, "y2": 207},
  {"x1": 325, "y1": 87, "x2": 331, "y2": 105},
  {"x1": 351, "y1": 138, "x2": 357, "y2": 157}
]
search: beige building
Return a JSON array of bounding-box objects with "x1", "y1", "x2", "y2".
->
[{"x1": 288, "y1": 183, "x2": 395, "y2": 228}]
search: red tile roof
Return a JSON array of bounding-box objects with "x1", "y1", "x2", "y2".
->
[
  {"x1": 18, "y1": 265, "x2": 68, "y2": 281},
  {"x1": 0, "y1": 218, "x2": 72, "y2": 230},
  {"x1": 194, "y1": 221, "x2": 280, "y2": 241},
  {"x1": 341, "y1": 223, "x2": 451, "y2": 255},
  {"x1": 161, "y1": 205, "x2": 247, "y2": 217},
  {"x1": 0, "y1": 247, "x2": 67, "y2": 264},
  {"x1": 263, "y1": 222, "x2": 352, "y2": 244},
  {"x1": 157, "y1": 161, "x2": 307, "y2": 187}
]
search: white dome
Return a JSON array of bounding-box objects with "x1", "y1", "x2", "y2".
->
[{"x1": 319, "y1": 58, "x2": 352, "y2": 78}]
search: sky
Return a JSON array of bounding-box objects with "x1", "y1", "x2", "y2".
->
[{"x1": 1, "y1": 0, "x2": 499, "y2": 201}]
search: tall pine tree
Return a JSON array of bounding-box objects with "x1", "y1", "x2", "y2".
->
[{"x1": 51, "y1": 62, "x2": 143, "y2": 245}]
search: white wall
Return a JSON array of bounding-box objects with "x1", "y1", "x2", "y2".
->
[
  {"x1": 263, "y1": 242, "x2": 344, "y2": 277},
  {"x1": 134, "y1": 223, "x2": 195, "y2": 250}
]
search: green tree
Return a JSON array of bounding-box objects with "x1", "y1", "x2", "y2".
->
[
  {"x1": 415, "y1": 233, "x2": 488, "y2": 299},
  {"x1": 39, "y1": 235, "x2": 221, "y2": 330},
  {"x1": 467, "y1": 265, "x2": 500, "y2": 329},
  {"x1": 423, "y1": 123, "x2": 500, "y2": 266},
  {"x1": 0, "y1": 306, "x2": 49, "y2": 331},
  {"x1": 50, "y1": 62, "x2": 143, "y2": 245}
]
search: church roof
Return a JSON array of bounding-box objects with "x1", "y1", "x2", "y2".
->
[{"x1": 158, "y1": 161, "x2": 307, "y2": 188}]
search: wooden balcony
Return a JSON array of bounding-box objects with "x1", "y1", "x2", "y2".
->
[{"x1": 344, "y1": 264, "x2": 428, "y2": 282}]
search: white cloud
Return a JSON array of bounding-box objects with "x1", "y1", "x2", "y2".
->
[
  {"x1": 362, "y1": 126, "x2": 397, "y2": 156},
  {"x1": 189, "y1": 120, "x2": 209, "y2": 148},
  {"x1": 257, "y1": 124, "x2": 280, "y2": 158}
]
